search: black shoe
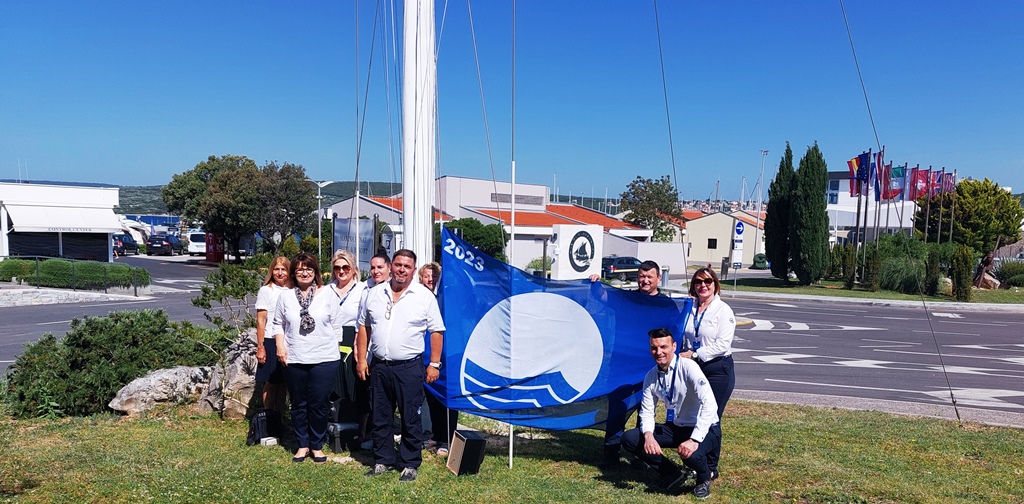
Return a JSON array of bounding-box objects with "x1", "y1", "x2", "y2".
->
[
  {"x1": 399, "y1": 467, "x2": 418, "y2": 482},
  {"x1": 693, "y1": 480, "x2": 712, "y2": 499},
  {"x1": 364, "y1": 464, "x2": 394, "y2": 477},
  {"x1": 710, "y1": 470, "x2": 719, "y2": 481},
  {"x1": 292, "y1": 451, "x2": 309, "y2": 463}
]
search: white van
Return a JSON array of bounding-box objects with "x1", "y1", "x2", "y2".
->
[{"x1": 187, "y1": 232, "x2": 207, "y2": 256}]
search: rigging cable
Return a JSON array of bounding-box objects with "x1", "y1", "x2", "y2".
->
[
  {"x1": 352, "y1": 0, "x2": 385, "y2": 221},
  {"x1": 651, "y1": 0, "x2": 680, "y2": 197},
  {"x1": 465, "y1": 0, "x2": 503, "y2": 219},
  {"x1": 840, "y1": 0, "x2": 961, "y2": 426}
]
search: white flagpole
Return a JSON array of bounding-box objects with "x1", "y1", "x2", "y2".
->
[{"x1": 508, "y1": 0, "x2": 517, "y2": 469}]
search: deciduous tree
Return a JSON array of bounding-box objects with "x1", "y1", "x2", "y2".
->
[
  {"x1": 256, "y1": 161, "x2": 317, "y2": 251},
  {"x1": 618, "y1": 175, "x2": 682, "y2": 242},
  {"x1": 162, "y1": 155, "x2": 257, "y2": 226},
  {"x1": 435, "y1": 218, "x2": 509, "y2": 263},
  {"x1": 916, "y1": 178, "x2": 1024, "y2": 253}
]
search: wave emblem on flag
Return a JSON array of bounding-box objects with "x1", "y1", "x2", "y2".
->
[{"x1": 461, "y1": 292, "x2": 603, "y2": 410}]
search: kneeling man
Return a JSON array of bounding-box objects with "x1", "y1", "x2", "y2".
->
[{"x1": 621, "y1": 327, "x2": 721, "y2": 499}]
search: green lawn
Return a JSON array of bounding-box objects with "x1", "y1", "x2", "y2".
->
[{"x1": 2, "y1": 402, "x2": 1022, "y2": 502}]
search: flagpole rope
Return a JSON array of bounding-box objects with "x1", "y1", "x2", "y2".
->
[
  {"x1": 839, "y1": 0, "x2": 882, "y2": 153},
  {"x1": 840, "y1": 0, "x2": 961, "y2": 427},
  {"x1": 652, "y1": 0, "x2": 680, "y2": 197}
]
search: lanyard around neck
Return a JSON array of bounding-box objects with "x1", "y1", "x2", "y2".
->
[{"x1": 659, "y1": 358, "x2": 678, "y2": 401}]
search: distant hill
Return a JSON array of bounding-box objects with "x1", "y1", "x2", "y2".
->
[{"x1": 116, "y1": 181, "x2": 401, "y2": 215}]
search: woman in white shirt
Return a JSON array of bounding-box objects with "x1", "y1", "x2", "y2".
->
[
  {"x1": 275, "y1": 252, "x2": 344, "y2": 463},
  {"x1": 328, "y1": 249, "x2": 368, "y2": 434},
  {"x1": 680, "y1": 267, "x2": 735, "y2": 419},
  {"x1": 254, "y1": 256, "x2": 291, "y2": 413}
]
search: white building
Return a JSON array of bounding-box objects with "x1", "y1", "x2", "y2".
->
[
  {"x1": 324, "y1": 175, "x2": 689, "y2": 275},
  {"x1": 1, "y1": 180, "x2": 123, "y2": 262},
  {"x1": 826, "y1": 171, "x2": 919, "y2": 243}
]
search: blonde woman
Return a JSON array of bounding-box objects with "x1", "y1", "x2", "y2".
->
[{"x1": 255, "y1": 256, "x2": 292, "y2": 413}]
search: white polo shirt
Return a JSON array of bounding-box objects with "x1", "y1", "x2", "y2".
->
[
  {"x1": 358, "y1": 280, "x2": 445, "y2": 362},
  {"x1": 255, "y1": 283, "x2": 288, "y2": 340}
]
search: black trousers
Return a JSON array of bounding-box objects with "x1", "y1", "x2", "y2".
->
[
  {"x1": 621, "y1": 422, "x2": 722, "y2": 484},
  {"x1": 283, "y1": 360, "x2": 340, "y2": 450},
  {"x1": 370, "y1": 357, "x2": 425, "y2": 469},
  {"x1": 699, "y1": 355, "x2": 735, "y2": 420}
]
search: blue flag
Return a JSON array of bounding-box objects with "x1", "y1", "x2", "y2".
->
[{"x1": 429, "y1": 227, "x2": 693, "y2": 430}]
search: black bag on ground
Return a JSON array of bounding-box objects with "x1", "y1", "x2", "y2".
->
[{"x1": 247, "y1": 409, "x2": 283, "y2": 445}]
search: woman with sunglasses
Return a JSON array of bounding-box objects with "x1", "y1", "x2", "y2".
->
[
  {"x1": 329, "y1": 249, "x2": 368, "y2": 444},
  {"x1": 681, "y1": 267, "x2": 734, "y2": 480},
  {"x1": 274, "y1": 252, "x2": 344, "y2": 463}
]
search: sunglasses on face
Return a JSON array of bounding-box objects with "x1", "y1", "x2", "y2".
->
[
  {"x1": 695, "y1": 278, "x2": 715, "y2": 285},
  {"x1": 333, "y1": 264, "x2": 351, "y2": 272}
]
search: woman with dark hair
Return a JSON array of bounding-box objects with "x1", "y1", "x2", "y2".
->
[
  {"x1": 255, "y1": 256, "x2": 292, "y2": 414},
  {"x1": 274, "y1": 252, "x2": 344, "y2": 463},
  {"x1": 680, "y1": 266, "x2": 735, "y2": 480}
]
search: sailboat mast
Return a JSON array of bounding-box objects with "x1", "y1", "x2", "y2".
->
[{"x1": 402, "y1": 0, "x2": 437, "y2": 264}]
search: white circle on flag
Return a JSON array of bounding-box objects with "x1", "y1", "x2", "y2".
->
[{"x1": 461, "y1": 292, "x2": 604, "y2": 407}]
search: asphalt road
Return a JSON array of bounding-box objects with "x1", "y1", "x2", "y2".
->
[{"x1": 3, "y1": 259, "x2": 1023, "y2": 428}]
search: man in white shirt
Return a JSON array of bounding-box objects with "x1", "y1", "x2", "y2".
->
[
  {"x1": 621, "y1": 327, "x2": 722, "y2": 499},
  {"x1": 356, "y1": 249, "x2": 445, "y2": 483}
]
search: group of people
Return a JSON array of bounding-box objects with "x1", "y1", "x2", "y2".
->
[
  {"x1": 592, "y1": 261, "x2": 735, "y2": 499},
  {"x1": 253, "y1": 249, "x2": 452, "y2": 482},
  {"x1": 254, "y1": 249, "x2": 733, "y2": 496}
]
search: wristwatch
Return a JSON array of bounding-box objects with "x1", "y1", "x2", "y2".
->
[{"x1": 429, "y1": 361, "x2": 442, "y2": 369}]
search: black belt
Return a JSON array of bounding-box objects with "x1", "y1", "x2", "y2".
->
[
  {"x1": 375, "y1": 356, "x2": 421, "y2": 366},
  {"x1": 697, "y1": 354, "x2": 732, "y2": 366}
]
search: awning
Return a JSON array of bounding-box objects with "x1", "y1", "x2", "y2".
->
[{"x1": 4, "y1": 204, "x2": 123, "y2": 234}]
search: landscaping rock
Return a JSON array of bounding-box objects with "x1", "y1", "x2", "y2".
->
[
  {"x1": 195, "y1": 330, "x2": 259, "y2": 419},
  {"x1": 108, "y1": 366, "x2": 213, "y2": 415}
]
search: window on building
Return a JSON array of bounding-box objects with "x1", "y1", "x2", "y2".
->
[
  {"x1": 829, "y1": 179, "x2": 840, "y2": 191},
  {"x1": 708, "y1": 238, "x2": 718, "y2": 250},
  {"x1": 828, "y1": 193, "x2": 839, "y2": 204}
]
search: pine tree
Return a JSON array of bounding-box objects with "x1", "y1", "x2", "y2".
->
[
  {"x1": 764, "y1": 142, "x2": 795, "y2": 281},
  {"x1": 789, "y1": 143, "x2": 830, "y2": 285}
]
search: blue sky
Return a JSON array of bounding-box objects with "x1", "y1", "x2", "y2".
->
[{"x1": 2, "y1": 1, "x2": 1022, "y2": 202}]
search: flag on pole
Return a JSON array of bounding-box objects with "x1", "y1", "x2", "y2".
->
[
  {"x1": 941, "y1": 170, "x2": 956, "y2": 193},
  {"x1": 927, "y1": 169, "x2": 943, "y2": 197},
  {"x1": 888, "y1": 164, "x2": 907, "y2": 201},
  {"x1": 435, "y1": 226, "x2": 693, "y2": 430},
  {"x1": 908, "y1": 167, "x2": 929, "y2": 200},
  {"x1": 848, "y1": 151, "x2": 872, "y2": 196}
]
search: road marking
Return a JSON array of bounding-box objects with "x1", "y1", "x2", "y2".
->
[
  {"x1": 911, "y1": 330, "x2": 981, "y2": 337},
  {"x1": 932, "y1": 312, "x2": 963, "y2": 318},
  {"x1": 749, "y1": 320, "x2": 886, "y2": 332},
  {"x1": 767, "y1": 303, "x2": 796, "y2": 308},
  {"x1": 766, "y1": 346, "x2": 819, "y2": 349},
  {"x1": 38, "y1": 320, "x2": 72, "y2": 326},
  {"x1": 764, "y1": 379, "x2": 1024, "y2": 409},
  {"x1": 835, "y1": 359, "x2": 893, "y2": 369},
  {"x1": 933, "y1": 320, "x2": 1009, "y2": 327},
  {"x1": 749, "y1": 319, "x2": 775, "y2": 331},
  {"x1": 787, "y1": 322, "x2": 809, "y2": 331},
  {"x1": 82, "y1": 300, "x2": 159, "y2": 308},
  {"x1": 750, "y1": 353, "x2": 817, "y2": 364},
  {"x1": 862, "y1": 338, "x2": 921, "y2": 345}
]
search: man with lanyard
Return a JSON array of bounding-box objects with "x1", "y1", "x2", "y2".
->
[
  {"x1": 590, "y1": 260, "x2": 667, "y2": 465},
  {"x1": 621, "y1": 327, "x2": 721, "y2": 499},
  {"x1": 356, "y1": 249, "x2": 445, "y2": 482}
]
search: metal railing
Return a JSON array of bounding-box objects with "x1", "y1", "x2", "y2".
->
[{"x1": 0, "y1": 255, "x2": 149, "y2": 296}]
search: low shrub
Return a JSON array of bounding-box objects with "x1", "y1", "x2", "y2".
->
[
  {"x1": 864, "y1": 248, "x2": 881, "y2": 292},
  {"x1": 17, "y1": 259, "x2": 150, "y2": 289},
  {"x1": 4, "y1": 310, "x2": 232, "y2": 418},
  {"x1": 1004, "y1": 273, "x2": 1024, "y2": 288},
  {"x1": 993, "y1": 260, "x2": 1024, "y2": 283},
  {"x1": 0, "y1": 258, "x2": 33, "y2": 282},
  {"x1": 880, "y1": 257, "x2": 924, "y2": 295}
]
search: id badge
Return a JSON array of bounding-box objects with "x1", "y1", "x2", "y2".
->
[{"x1": 666, "y1": 408, "x2": 675, "y2": 423}]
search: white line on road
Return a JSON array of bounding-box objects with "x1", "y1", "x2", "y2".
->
[
  {"x1": 82, "y1": 300, "x2": 159, "y2": 308},
  {"x1": 766, "y1": 346, "x2": 818, "y2": 349},
  {"x1": 37, "y1": 320, "x2": 73, "y2": 326},
  {"x1": 862, "y1": 338, "x2": 921, "y2": 345},
  {"x1": 911, "y1": 330, "x2": 981, "y2": 337}
]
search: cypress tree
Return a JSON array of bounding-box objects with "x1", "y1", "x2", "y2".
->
[
  {"x1": 790, "y1": 143, "x2": 830, "y2": 285},
  {"x1": 764, "y1": 142, "x2": 795, "y2": 281}
]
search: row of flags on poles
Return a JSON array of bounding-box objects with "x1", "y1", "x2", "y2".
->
[{"x1": 847, "y1": 150, "x2": 956, "y2": 202}]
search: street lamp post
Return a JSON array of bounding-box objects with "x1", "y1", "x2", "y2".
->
[
  {"x1": 313, "y1": 180, "x2": 335, "y2": 261},
  {"x1": 754, "y1": 150, "x2": 769, "y2": 255}
]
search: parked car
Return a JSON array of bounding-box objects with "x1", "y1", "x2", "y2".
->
[
  {"x1": 187, "y1": 232, "x2": 207, "y2": 256},
  {"x1": 601, "y1": 255, "x2": 642, "y2": 281},
  {"x1": 112, "y1": 233, "x2": 139, "y2": 255},
  {"x1": 146, "y1": 234, "x2": 184, "y2": 256}
]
